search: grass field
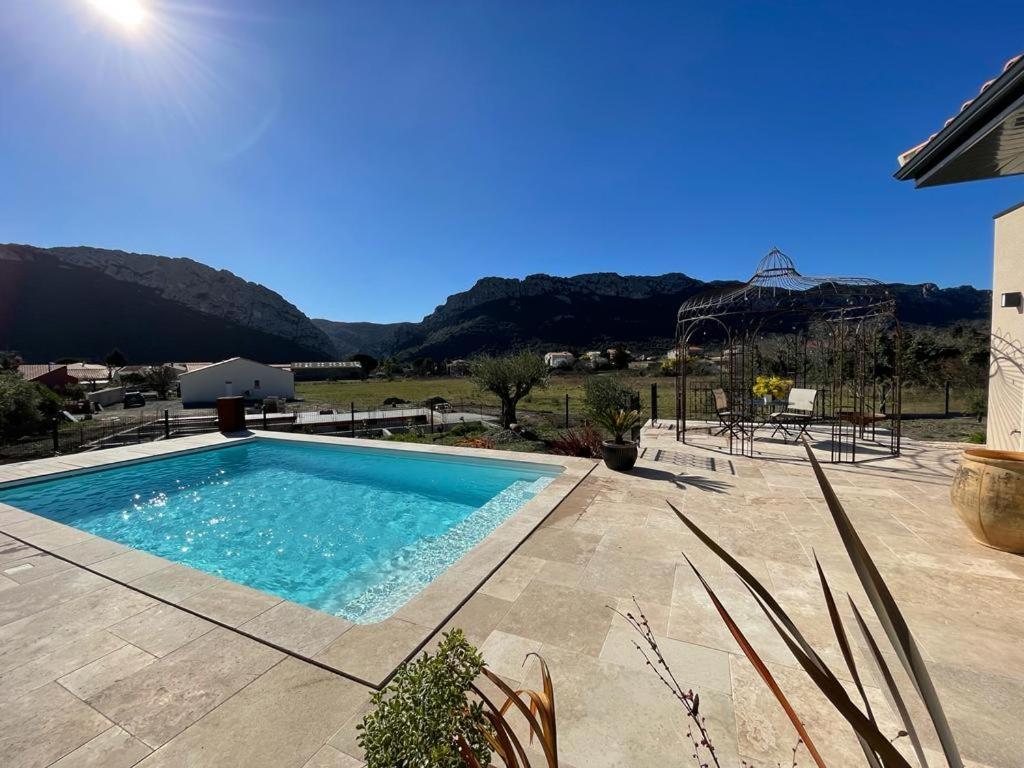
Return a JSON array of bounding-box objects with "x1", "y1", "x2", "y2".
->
[
  {"x1": 295, "y1": 373, "x2": 660, "y2": 415},
  {"x1": 296, "y1": 374, "x2": 978, "y2": 417},
  {"x1": 296, "y1": 374, "x2": 988, "y2": 443}
]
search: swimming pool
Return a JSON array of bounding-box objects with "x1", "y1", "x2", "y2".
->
[{"x1": 0, "y1": 439, "x2": 559, "y2": 623}]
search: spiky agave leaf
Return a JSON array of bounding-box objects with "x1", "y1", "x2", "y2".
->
[
  {"x1": 684, "y1": 557, "x2": 828, "y2": 768},
  {"x1": 742, "y1": 581, "x2": 914, "y2": 767},
  {"x1": 673, "y1": 507, "x2": 913, "y2": 765},
  {"x1": 813, "y1": 555, "x2": 884, "y2": 768},
  {"x1": 471, "y1": 679, "x2": 533, "y2": 767},
  {"x1": 478, "y1": 665, "x2": 559, "y2": 767},
  {"x1": 801, "y1": 440, "x2": 962, "y2": 766},
  {"x1": 848, "y1": 598, "x2": 931, "y2": 768}
]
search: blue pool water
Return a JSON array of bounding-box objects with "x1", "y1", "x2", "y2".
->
[{"x1": 0, "y1": 439, "x2": 557, "y2": 622}]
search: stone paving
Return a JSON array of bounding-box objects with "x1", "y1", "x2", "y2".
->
[{"x1": 1, "y1": 426, "x2": 1021, "y2": 767}]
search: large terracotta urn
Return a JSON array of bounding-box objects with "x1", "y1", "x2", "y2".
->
[{"x1": 950, "y1": 449, "x2": 1024, "y2": 553}]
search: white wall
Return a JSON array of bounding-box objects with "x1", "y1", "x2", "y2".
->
[
  {"x1": 988, "y1": 203, "x2": 1024, "y2": 450},
  {"x1": 86, "y1": 387, "x2": 124, "y2": 407},
  {"x1": 179, "y1": 359, "x2": 294, "y2": 407}
]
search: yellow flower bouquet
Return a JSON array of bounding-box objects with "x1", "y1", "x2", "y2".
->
[{"x1": 752, "y1": 375, "x2": 794, "y2": 401}]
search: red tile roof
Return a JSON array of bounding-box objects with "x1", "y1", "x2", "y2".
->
[{"x1": 897, "y1": 53, "x2": 1023, "y2": 168}]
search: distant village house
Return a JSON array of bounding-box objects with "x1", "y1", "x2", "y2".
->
[
  {"x1": 544, "y1": 351, "x2": 575, "y2": 369},
  {"x1": 178, "y1": 357, "x2": 295, "y2": 407}
]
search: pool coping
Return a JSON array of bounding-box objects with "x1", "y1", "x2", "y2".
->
[{"x1": 0, "y1": 430, "x2": 595, "y2": 688}]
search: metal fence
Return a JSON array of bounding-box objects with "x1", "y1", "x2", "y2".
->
[
  {"x1": 0, "y1": 409, "x2": 220, "y2": 465},
  {"x1": 1, "y1": 386, "x2": 658, "y2": 465}
]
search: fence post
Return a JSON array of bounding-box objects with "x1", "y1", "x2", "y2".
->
[
  {"x1": 262, "y1": 405, "x2": 268, "y2": 430},
  {"x1": 350, "y1": 402, "x2": 356, "y2": 437},
  {"x1": 430, "y1": 407, "x2": 435, "y2": 434},
  {"x1": 51, "y1": 418, "x2": 59, "y2": 455},
  {"x1": 564, "y1": 394, "x2": 569, "y2": 428},
  {"x1": 651, "y1": 383, "x2": 658, "y2": 424},
  {"x1": 944, "y1": 381, "x2": 950, "y2": 416},
  {"x1": 164, "y1": 409, "x2": 170, "y2": 439}
]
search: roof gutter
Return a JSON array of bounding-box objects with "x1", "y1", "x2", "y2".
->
[{"x1": 894, "y1": 56, "x2": 1024, "y2": 185}]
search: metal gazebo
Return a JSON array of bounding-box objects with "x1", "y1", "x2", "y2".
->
[{"x1": 674, "y1": 248, "x2": 902, "y2": 462}]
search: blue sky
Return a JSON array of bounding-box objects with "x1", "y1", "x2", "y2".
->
[{"x1": 2, "y1": 1, "x2": 1023, "y2": 323}]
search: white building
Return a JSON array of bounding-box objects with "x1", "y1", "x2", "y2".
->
[
  {"x1": 544, "y1": 351, "x2": 575, "y2": 369},
  {"x1": 896, "y1": 52, "x2": 1024, "y2": 449},
  {"x1": 178, "y1": 357, "x2": 294, "y2": 408}
]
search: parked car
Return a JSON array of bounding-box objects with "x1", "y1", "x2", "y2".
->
[
  {"x1": 123, "y1": 391, "x2": 146, "y2": 408},
  {"x1": 433, "y1": 402, "x2": 453, "y2": 413}
]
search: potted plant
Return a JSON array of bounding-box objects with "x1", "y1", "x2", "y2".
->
[
  {"x1": 584, "y1": 376, "x2": 642, "y2": 471},
  {"x1": 951, "y1": 448, "x2": 1024, "y2": 553},
  {"x1": 595, "y1": 407, "x2": 643, "y2": 470}
]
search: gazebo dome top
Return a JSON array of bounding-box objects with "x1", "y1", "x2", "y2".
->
[{"x1": 677, "y1": 248, "x2": 891, "y2": 324}]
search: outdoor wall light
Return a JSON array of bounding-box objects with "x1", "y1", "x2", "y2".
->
[{"x1": 1001, "y1": 292, "x2": 1022, "y2": 309}]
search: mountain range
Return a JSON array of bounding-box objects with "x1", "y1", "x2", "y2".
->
[{"x1": 0, "y1": 243, "x2": 992, "y2": 364}]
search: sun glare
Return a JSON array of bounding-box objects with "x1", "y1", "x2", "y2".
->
[{"x1": 89, "y1": 0, "x2": 147, "y2": 30}]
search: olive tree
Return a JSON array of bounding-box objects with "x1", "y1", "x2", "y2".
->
[
  {"x1": 144, "y1": 365, "x2": 178, "y2": 400},
  {"x1": 470, "y1": 352, "x2": 548, "y2": 428}
]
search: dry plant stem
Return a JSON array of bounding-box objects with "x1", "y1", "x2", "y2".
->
[{"x1": 611, "y1": 598, "x2": 722, "y2": 768}]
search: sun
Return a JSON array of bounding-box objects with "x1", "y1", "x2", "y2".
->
[{"x1": 89, "y1": 0, "x2": 147, "y2": 30}]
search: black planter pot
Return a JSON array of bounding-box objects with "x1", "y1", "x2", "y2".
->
[{"x1": 601, "y1": 440, "x2": 638, "y2": 471}]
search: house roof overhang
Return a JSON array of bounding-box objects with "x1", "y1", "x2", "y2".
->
[{"x1": 895, "y1": 54, "x2": 1024, "y2": 188}]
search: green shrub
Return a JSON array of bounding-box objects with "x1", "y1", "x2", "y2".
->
[
  {"x1": 358, "y1": 629, "x2": 491, "y2": 768},
  {"x1": 583, "y1": 375, "x2": 642, "y2": 443},
  {"x1": 966, "y1": 431, "x2": 986, "y2": 444},
  {"x1": 0, "y1": 371, "x2": 62, "y2": 441}
]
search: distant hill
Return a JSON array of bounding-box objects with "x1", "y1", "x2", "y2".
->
[
  {"x1": 0, "y1": 244, "x2": 335, "y2": 363},
  {"x1": 311, "y1": 319, "x2": 417, "y2": 359},
  {"x1": 319, "y1": 273, "x2": 993, "y2": 360},
  {"x1": 0, "y1": 243, "x2": 992, "y2": 364}
]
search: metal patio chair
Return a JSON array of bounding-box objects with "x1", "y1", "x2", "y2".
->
[
  {"x1": 768, "y1": 387, "x2": 818, "y2": 442},
  {"x1": 712, "y1": 388, "x2": 744, "y2": 439}
]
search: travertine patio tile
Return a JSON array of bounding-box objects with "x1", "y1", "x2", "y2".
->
[
  {"x1": 438, "y1": 591, "x2": 515, "y2": 646},
  {"x1": 1, "y1": 551, "x2": 74, "y2": 583},
  {"x1": 479, "y1": 629, "x2": 542, "y2": 679},
  {"x1": 109, "y1": 603, "x2": 216, "y2": 657},
  {"x1": 326, "y1": 697, "x2": 375, "y2": 759},
  {"x1": 523, "y1": 642, "x2": 740, "y2": 766},
  {"x1": 90, "y1": 549, "x2": 175, "y2": 583},
  {"x1": 129, "y1": 562, "x2": 222, "y2": 602},
  {"x1": 241, "y1": 601, "x2": 353, "y2": 657},
  {"x1": 0, "y1": 538, "x2": 38, "y2": 564},
  {"x1": 302, "y1": 745, "x2": 364, "y2": 768},
  {"x1": 599, "y1": 626, "x2": 732, "y2": 694},
  {"x1": 0, "y1": 630, "x2": 126, "y2": 707},
  {"x1": 478, "y1": 553, "x2": 547, "y2": 601},
  {"x1": 609, "y1": 596, "x2": 672, "y2": 635},
  {"x1": 136, "y1": 657, "x2": 370, "y2": 768},
  {"x1": 50, "y1": 726, "x2": 152, "y2": 768},
  {"x1": 58, "y1": 643, "x2": 157, "y2": 699},
  {"x1": 497, "y1": 581, "x2": 615, "y2": 657},
  {"x1": 3, "y1": 517, "x2": 93, "y2": 549},
  {"x1": 392, "y1": 571, "x2": 480, "y2": 627},
  {"x1": 730, "y1": 656, "x2": 902, "y2": 768},
  {"x1": 0, "y1": 567, "x2": 109, "y2": 626},
  {"x1": 578, "y1": 549, "x2": 676, "y2": 604},
  {"x1": 87, "y1": 628, "x2": 284, "y2": 748},
  {"x1": 0, "y1": 682, "x2": 112, "y2": 768},
  {"x1": 515, "y1": 526, "x2": 601, "y2": 565},
  {"x1": 179, "y1": 580, "x2": 282, "y2": 627},
  {"x1": 0, "y1": 584, "x2": 154, "y2": 674},
  {"x1": 316, "y1": 618, "x2": 426, "y2": 685},
  {"x1": 53, "y1": 536, "x2": 130, "y2": 565},
  {"x1": 533, "y1": 558, "x2": 586, "y2": 588}
]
